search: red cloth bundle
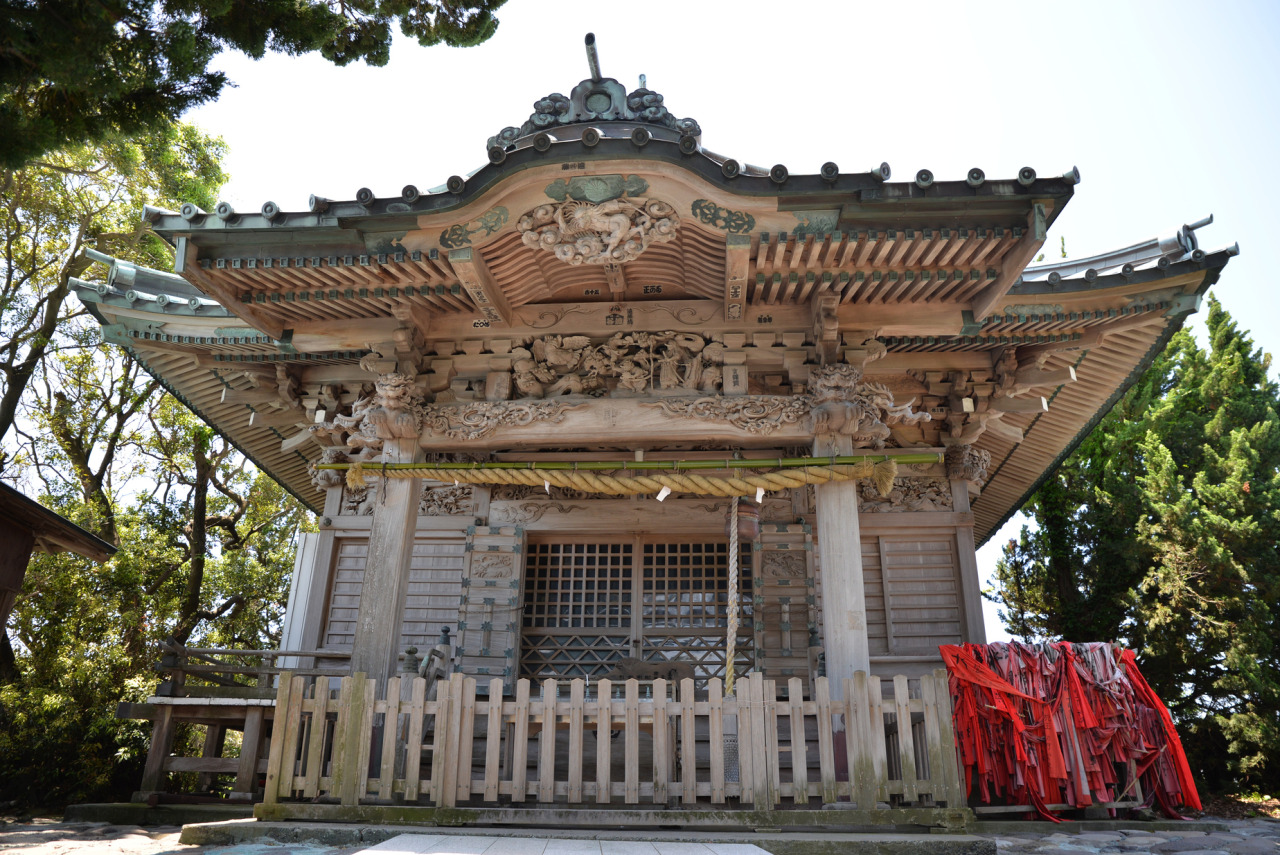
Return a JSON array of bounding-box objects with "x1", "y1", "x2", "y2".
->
[{"x1": 940, "y1": 642, "x2": 1200, "y2": 821}]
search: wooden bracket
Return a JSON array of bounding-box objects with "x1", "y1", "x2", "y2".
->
[
  {"x1": 724, "y1": 234, "x2": 751, "y2": 322},
  {"x1": 449, "y1": 248, "x2": 512, "y2": 325}
]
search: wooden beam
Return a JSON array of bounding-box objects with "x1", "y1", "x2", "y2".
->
[
  {"x1": 969, "y1": 202, "x2": 1050, "y2": 320},
  {"x1": 249, "y1": 408, "x2": 310, "y2": 429},
  {"x1": 417, "y1": 397, "x2": 818, "y2": 452},
  {"x1": 448, "y1": 248, "x2": 512, "y2": 325},
  {"x1": 724, "y1": 234, "x2": 750, "y2": 322},
  {"x1": 989, "y1": 395, "x2": 1048, "y2": 414},
  {"x1": 181, "y1": 242, "x2": 286, "y2": 339}
]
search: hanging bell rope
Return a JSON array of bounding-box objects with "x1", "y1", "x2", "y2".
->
[{"x1": 319, "y1": 452, "x2": 942, "y2": 499}]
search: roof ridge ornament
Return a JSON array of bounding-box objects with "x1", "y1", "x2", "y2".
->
[{"x1": 487, "y1": 33, "x2": 702, "y2": 152}]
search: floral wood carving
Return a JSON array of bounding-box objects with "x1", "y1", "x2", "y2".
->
[
  {"x1": 422, "y1": 400, "x2": 581, "y2": 441},
  {"x1": 509, "y1": 331, "x2": 724, "y2": 399},
  {"x1": 652, "y1": 360, "x2": 930, "y2": 446},
  {"x1": 419, "y1": 484, "x2": 474, "y2": 516},
  {"x1": 857, "y1": 478, "x2": 954, "y2": 513},
  {"x1": 517, "y1": 198, "x2": 678, "y2": 266},
  {"x1": 489, "y1": 501, "x2": 586, "y2": 524},
  {"x1": 762, "y1": 552, "x2": 807, "y2": 579},
  {"x1": 945, "y1": 444, "x2": 991, "y2": 484},
  {"x1": 655, "y1": 396, "x2": 810, "y2": 435}
]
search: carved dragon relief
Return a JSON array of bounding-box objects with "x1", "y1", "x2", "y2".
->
[
  {"x1": 517, "y1": 198, "x2": 679, "y2": 266},
  {"x1": 422, "y1": 400, "x2": 582, "y2": 441},
  {"x1": 808, "y1": 363, "x2": 931, "y2": 448},
  {"x1": 655, "y1": 396, "x2": 810, "y2": 434},
  {"x1": 473, "y1": 554, "x2": 515, "y2": 578}
]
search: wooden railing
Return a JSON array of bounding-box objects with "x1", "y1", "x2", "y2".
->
[
  {"x1": 153, "y1": 642, "x2": 351, "y2": 698},
  {"x1": 262, "y1": 670, "x2": 964, "y2": 809}
]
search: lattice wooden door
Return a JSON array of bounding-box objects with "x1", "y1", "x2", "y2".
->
[
  {"x1": 520, "y1": 535, "x2": 752, "y2": 681},
  {"x1": 751, "y1": 522, "x2": 817, "y2": 690}
]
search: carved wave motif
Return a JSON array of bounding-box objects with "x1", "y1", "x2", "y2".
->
[
  {"x1": 423, "y1": 401, "x2": 582, "y2": 440},
  {"x1": 654, "y1": 396, "x2": 811, "y2": 435},
  {"x1": 490, "y1": 501, "x2": 586, "y2": 524},
  {"x1": 516, "y1": 305, "x2": 595, "y2": 329}
]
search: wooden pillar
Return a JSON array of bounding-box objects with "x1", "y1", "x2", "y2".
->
[
  {"x1": 349, "y1": 436, "x2": 422, "y2": 687},
  {"x1": 813, "y1": 433, "x2": 869, "y2": 699},
  {"x1": 950, "y1": 479, "x2": 987, "y2": 644},
  {"x1": 134, "y1": 705, "x2": 176, "y2": 801},
  {"x1": 232, "y1": 706, "x2": 267, "y2": 799}
]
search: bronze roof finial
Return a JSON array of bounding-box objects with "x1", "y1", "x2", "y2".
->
[{"x1": 585, "y1": 33, "x2": 602, "y2": 83}]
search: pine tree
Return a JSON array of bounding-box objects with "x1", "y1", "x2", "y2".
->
[
  {"x1": 990, "y1": 298, "x2": 1280, "y2": 791},
  {"x1": 0, "y1": 0, "x2": 506, "y2": 168}
]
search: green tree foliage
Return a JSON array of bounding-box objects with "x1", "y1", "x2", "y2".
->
[
  {"x1": 0, "y1": 121, "x2": 226, "y2": 462},
  {"x1": 1, "y1": 350, "x2": 311, "y2": 805},
  {"x1": 991, "y1": 299, "x2": 1280, "y2": 792},
  {"x1": 0, "y1": 0, "x2": 506, "y2": 168},
  {"x1": 0, "y1": 126, "x2": 310, "y2": 806}
]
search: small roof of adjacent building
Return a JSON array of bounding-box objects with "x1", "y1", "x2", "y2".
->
[{"x1": 0, "y1": 482, "x2": 116, "y2": 562}]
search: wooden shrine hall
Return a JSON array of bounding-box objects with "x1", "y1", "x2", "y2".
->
[{"x1": 82, "y1": 37, "x2": 1234, "y2": 821}]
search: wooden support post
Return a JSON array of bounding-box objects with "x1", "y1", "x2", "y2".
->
[
  {"x1": 196, "y1": 724, "x2": 227, "y2": 792},
  {"x1": 232, "y1": 707, "x2": 266, "y2": 798},
  {"x1": 349, "y1": 436, "x2": 422, "y2": 688},
  {"x1": 134, "y1": 705, "x2": 176, "y2": 801},
  {"x1": 951, "y1": 480, "x2": 987, "y2": 643},
  {"x1": 813, "y1": 433, "x2": 870, "y2": 698}
]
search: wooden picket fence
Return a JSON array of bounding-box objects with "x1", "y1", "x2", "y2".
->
[{"x1": 262, "y1": 670, "x2": 964, "y2": 809}]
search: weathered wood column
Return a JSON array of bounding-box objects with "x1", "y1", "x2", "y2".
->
[
  {"x1": 806, "y1": 347, "x2": 925, "y2": 699},
  {"x1": 347, "y1": 374, "x2": 427, "y2": 688},
  {"x1": 350, "y1": 436, "x2": 422, "y2": 687},
  {"x1": 813, "y1": 431, "x2": 869, "y2": 698}
]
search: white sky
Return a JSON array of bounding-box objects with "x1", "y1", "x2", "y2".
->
[{"x1": 185, "y1": 0, "x2": 1280, "y2": 642}]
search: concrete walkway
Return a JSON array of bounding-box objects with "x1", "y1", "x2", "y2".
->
[
  {"x1": 0, "y1": 816, "x2": 1276, "y2": 855},
  {"x1": 359, "y1": 837, "x2": 770, "y2": 855}
]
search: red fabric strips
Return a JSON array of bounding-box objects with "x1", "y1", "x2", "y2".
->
[{"x1": 940, "y1": 642, "x2": 1201, "y2": 821}]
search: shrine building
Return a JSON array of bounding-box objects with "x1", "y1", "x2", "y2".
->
[{"x1": 79, "y1": 37, "x2": 1234, "y2": 815}]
